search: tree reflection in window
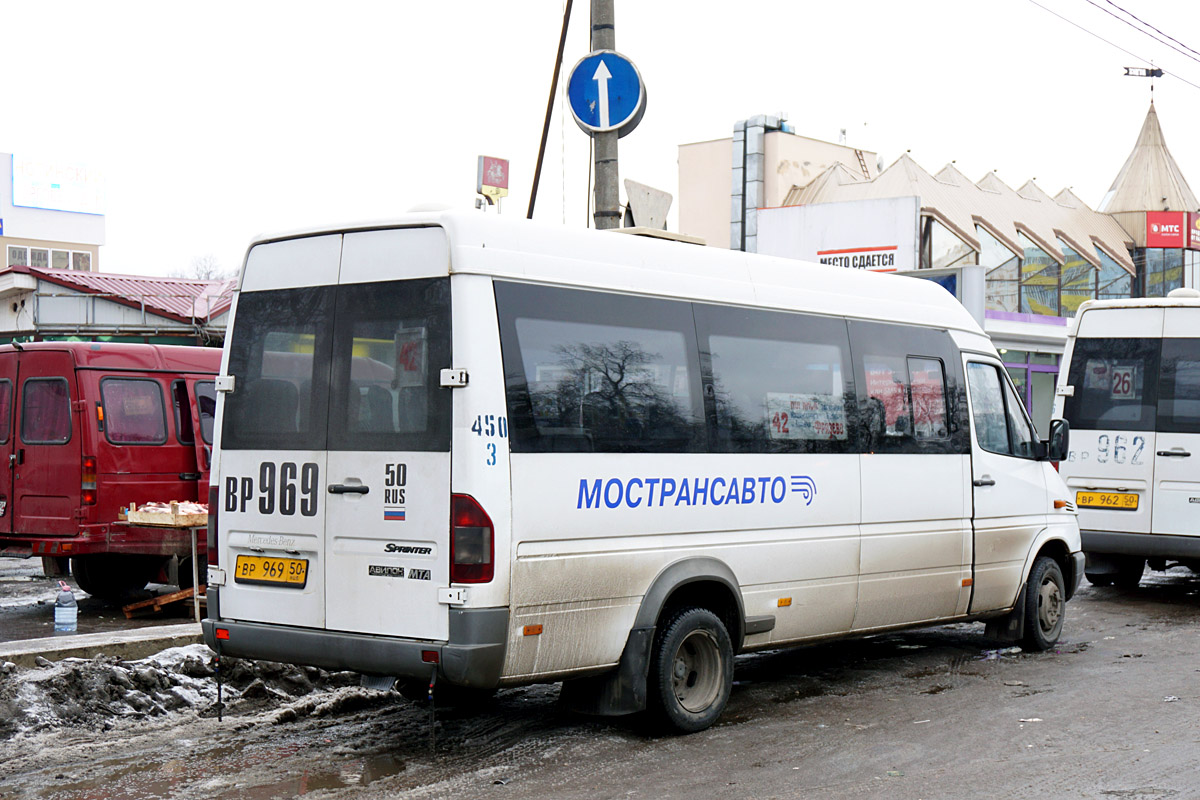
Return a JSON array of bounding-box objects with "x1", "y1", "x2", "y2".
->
[{"x1": 519, "y1": 322, "x2": 700, "y2": 452}]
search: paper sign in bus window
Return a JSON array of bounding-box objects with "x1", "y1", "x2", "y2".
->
[
  {"x1": 393, "y1": 328, "x2": 427, "y2": 389},
  {"x1": 866, "y1": 365, "x2": 911, "y2": 435},
  {"x1": 765, "y1": 393, "x2": 847, "y2": 440}
]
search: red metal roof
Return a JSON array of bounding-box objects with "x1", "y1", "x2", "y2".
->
[{"x1": 1, "y1": 264, "x2": 235, "y2": 324}]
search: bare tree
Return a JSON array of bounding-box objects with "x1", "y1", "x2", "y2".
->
[{"x1": 171, "y1": 254, "x2": 229, "y2": 281}]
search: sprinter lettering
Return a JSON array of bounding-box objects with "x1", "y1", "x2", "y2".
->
[
  {"x1": 576, "y1": 475, "x2": 815, "y2": 509},
  {"x1": 224, "y1": 461, "x2": 319, "y2": 516}
]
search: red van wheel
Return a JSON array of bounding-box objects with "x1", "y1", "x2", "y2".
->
[{"x1": 72, "y1": 555, "x2": 160, "y2": 601}]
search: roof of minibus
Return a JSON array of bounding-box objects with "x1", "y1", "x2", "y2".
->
[
  {"x1": 0, "y1": 342, "x2": 220, "y2": 373},
  {"x1": 247, "y1": 210, "x2": 986, "y2": 336}
]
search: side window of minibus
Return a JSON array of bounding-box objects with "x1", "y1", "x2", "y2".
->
[
  {"x1": 967, "y1": 362, "x2": 1036, "y2": 458},
  {"x1": 694, "y1": 304, "x2": 854, "y2": 454},
  {"x1": 496, "y1": 282, "x2": 704, "y2": 454}
]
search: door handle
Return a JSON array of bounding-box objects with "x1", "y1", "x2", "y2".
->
[
  {"x1": 1156, "y1": 450, "x2": 1191, "y2": 457},
  {"x1": 973, "y1": 477, "x2": 996, "y2": 487},
  {"x1": 328, "y1": 484, "x2": 370, "y2": 495},
  {"x1": 178, "y1": 472, "x2": 202, "y2": 481}
]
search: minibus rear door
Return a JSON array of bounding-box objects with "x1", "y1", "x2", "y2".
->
[
  {"x1": 322, "y1": 230, "x2": 453, "y2": 642},
  {"x1": 0, "y1": 351, "x2": 15, "y2": 535},
  {"x1": 12, "y1": 351, "x2": 82, "y2": 537},
  {"x1": 1150, "y1": 318, "x2": 1200, "y2": 539}
]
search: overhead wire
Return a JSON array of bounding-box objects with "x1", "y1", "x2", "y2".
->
[
  {"x1": 1025, "y1": 0, "x2": 1200, "y2": 92},
  {"x1": 1102, "y1": 0, "x2": 1200, "y2": 61},
  {"x1": 1080, "y1": 0, "x2": 1200, "y2": 69}
]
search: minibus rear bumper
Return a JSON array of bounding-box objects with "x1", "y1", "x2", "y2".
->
[
  {"x1": 1082, "y1": 529, "x2": 1200, "y2": 560},
  {"x1": 202, "y1": 601, "x2": 508, "y2": 688}
]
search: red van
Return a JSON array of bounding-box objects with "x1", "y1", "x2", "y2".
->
[{"x1": 0, "y1": 342, "x2": 221, "y2": 599}]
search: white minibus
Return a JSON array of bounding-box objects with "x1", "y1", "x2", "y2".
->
[
  {"x1": 202, "y1": 210, "x2": 1081, "y2": 732},
  {"x1": 1054, "y1": 289, "x2": 1200, "y2": 587}
]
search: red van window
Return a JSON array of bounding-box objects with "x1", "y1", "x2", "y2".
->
[
  {"x1": 172, "y1": 380, "x2": 195, "y2": 445},
  {"x1": 101, "y1": 378, "x2": 167, "y2": 445},
  {"x1": 0, "y1": 380, "x2": 12, "y2": 444},
  {"x1": 21, "y1": 378, "x2": 71, "y2": 444},
  {"x1": 195, "y1": 381, "x2": 216, "y2": 444}
]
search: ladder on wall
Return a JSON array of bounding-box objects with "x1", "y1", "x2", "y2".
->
[{"x1": 855, "y1": 149, "x2": 870, "y2": 179}]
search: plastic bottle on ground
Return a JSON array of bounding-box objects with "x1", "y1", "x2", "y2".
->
[{"x1": 54, "y1": 580, "x2": 77, "y2": 634}]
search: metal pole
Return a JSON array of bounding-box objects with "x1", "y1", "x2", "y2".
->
[
  {"x1": 591, "y1": 0, "x2": 620, "y2": 230},
  {"x1": 528, "y1": 0, "x2": 573, "y2": 219}
]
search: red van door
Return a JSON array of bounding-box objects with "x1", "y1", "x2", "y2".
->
[
  {"x1": 0, "y1": 351, "x2": 17, "y2": 535},
  {"x1": 169, "y1": 378, "x2": 213, "y2": 495},
  {"x1": 13, "y1": 351, "x2": 81, "y2": 536}
]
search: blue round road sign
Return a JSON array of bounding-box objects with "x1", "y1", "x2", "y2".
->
[{"x1": 566, "y1": 50, "x2": 646, "y2": 137}]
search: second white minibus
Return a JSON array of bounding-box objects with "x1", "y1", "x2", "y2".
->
[
  {"x1": 1055, "y1": 290, "x2": 1200, "y2": 587},
  {"x1": 203, "y1": 210, "x2": 1081, "y2": 732}
]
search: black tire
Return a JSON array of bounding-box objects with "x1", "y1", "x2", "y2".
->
[
  {"x1": 1113, "y1": 557, "x2": 1145, "y2": 589},
  {"x1": 1021, "y1": 556, "x2": 1066, "y2": 651},
  {"x1": 71, "y1": 554, "x2": 159, "y2": 601},
  {"x1": 647, "y1": 607, "x2": 733, "y2": 733},
  {"x1": 1085, "y1": 571, "x2": 1114, "y2": 587}
]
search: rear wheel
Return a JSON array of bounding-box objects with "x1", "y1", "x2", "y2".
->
[
  {"x1": 1113, "y1": 557, "x2": 1145, "y2": 589},
  {"x1": 647, "y1": 607, "x2": 733, "y2": 733},
  {"x1": 72, "y1": 555, "x2": 160, "y2": 601},
  {"x1": 1021, "y1": 556, "x2": 1065, "y2": 651}
]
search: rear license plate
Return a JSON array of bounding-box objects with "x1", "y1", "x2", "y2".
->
[
  {"x1": 1076, "y1": 491, "x2": 1139, "y2": 510},
  {"x1": 234, "y1": 555, "x2": 309, "y2": 588}
]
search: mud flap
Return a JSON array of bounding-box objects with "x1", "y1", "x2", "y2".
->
[
  {"x1": 559, "y1": 626, "x2": 654, "y2": 716},
  {"x1": 983, "y1": 584, "x2": 1027, "y2": 642}
]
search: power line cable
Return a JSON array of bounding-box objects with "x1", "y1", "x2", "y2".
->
[
  {"x1": 1080, "y1": 0, "x2": 1200, "y2": 68},
  {"x1": 1026, "y1": 0, "x2": 1200, "y2": 91},
  {"x1": 1102, "y1": 0, "x2": 1200, "y2": 61}
]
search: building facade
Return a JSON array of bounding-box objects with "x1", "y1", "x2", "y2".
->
[
  {"x1": 1, "y1": 153, "x2": 104, "y2": 273},
  {"x1": 678, "y1": 104, "x2": 1199, "y2": 432}
]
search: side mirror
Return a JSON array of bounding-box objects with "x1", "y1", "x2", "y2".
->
[{"x1": 1043, "y1": 418, "x2": 1070, "y2": 462}]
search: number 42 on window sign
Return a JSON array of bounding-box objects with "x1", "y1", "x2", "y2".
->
[{"x1": 765, "y1": 393, "x2": 847, "y2": 440}]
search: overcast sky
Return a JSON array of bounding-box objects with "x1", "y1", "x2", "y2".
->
[{"x1": 5, "y1": 0, "x2": 1200, "y2": 277}]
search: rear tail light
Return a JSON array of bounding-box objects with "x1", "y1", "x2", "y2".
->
[
  {"x1": 81, "y1": 456, "x2": 97, "y2": 505},
  {"x1": 208, "y1": 484, "x2": 219, "y2": 567},
  {"x1": 450, "y1": 494, "x2": 494, "y2": 583}
]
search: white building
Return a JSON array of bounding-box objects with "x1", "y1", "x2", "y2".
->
[{"x1": 1, "y1": 153, "x2": 105, "y2": 272}]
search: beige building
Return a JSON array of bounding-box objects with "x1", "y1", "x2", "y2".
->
[
  {"x1": 1, "y1": 153, "x2": 104, "y2": 272},
  {"x1": 678, "y1": 115, "x2": 878, "y2": 250},
  {"x1": 674, "y1": 104, "x2": 1199, "y2": 432}
]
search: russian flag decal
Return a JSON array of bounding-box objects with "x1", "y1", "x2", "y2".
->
[{"x1": 384, "y1": 509, "x2": 406, "y2": 521}]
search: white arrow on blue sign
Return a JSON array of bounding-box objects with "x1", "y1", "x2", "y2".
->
[{"x1": 566, "y1": 50, "x2": 646, "y2": 137}]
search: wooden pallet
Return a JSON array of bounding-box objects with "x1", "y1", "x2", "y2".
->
[{"x1": 122, "y1": 586, "x2": 207, "y2": 619}]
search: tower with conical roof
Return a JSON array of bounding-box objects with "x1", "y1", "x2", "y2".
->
[{"x1": 1101, "y1": 102, "x2": 1200, "y2": 295}]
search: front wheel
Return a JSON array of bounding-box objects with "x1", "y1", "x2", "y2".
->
[
  {"x1": 647, "y1": 607, "x2": 733, "y2": 733},
  {"x1": 1021, "y1": 556, "x2": 1066, "y2": 651}
]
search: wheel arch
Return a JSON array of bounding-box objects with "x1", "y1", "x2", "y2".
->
[{"x1": 634, "y1": 556, "x2": 746, "y2": 650}]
